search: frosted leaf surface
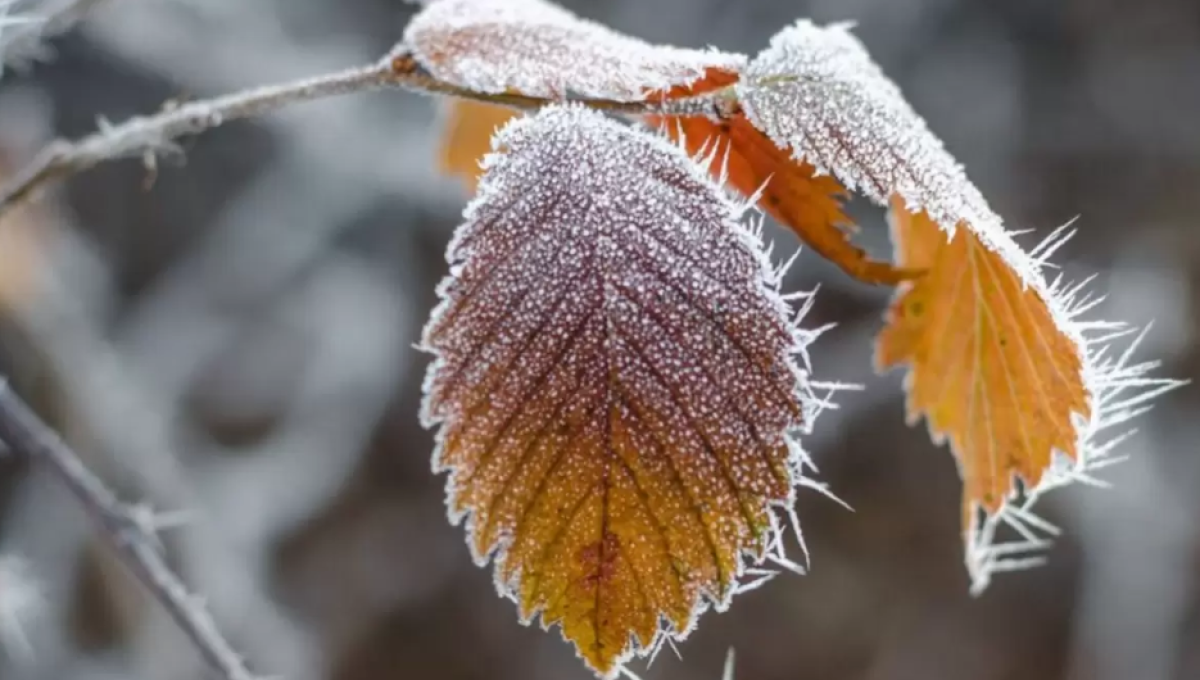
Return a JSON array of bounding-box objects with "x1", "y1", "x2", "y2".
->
[
  {"x1": 878, "y1": 205, "x2": 1185, "y2": 592},
  {"x1": 735, "y1": 21, "x2": 1186, "y2": 591},
  {"x1": 420, "y1": 105, "x2": 826, "y2": 677},
  {"x1": 733, "y1": 20, "x2": 1182, "y2": 591},
  {"x1": 738, "y1": 20, "x2": 1001, "y2": 243},
  {"x1": 404, "y1": 0, "x2": 746, "y2": 101}
]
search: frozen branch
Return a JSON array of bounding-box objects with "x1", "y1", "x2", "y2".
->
[
  {"x1": 0, "y1": 380, "x2": 264, "y2": 680},
  {"x1": 0, "y1": 48, "x2": 733, "y2": 220}
]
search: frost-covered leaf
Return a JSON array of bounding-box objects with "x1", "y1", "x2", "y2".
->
[
  {"x1": 737, "y1": 20, "x2": 998, "y2": 241},
  {"x1": 649, "y1": 112, "x2": 912, "y2": 285},
  {"x1": 421, "y1": 105, "x2": 826, "y2": 677},
  {"x1": 877, "y1": 204, "x2": 1181, "y2": 591},
  {"x1": 436, "y1": 99, "x2": 522, "y2": 192},
  {"x1": 403, "y1": 0, "x2": 745, "y2": 101},
  {"x1": 876, "y1": 206, "x2": 1087, "y2": 548},
  {"x1": 734, "y1": 19, "x2": 1180, "y2": 589}
]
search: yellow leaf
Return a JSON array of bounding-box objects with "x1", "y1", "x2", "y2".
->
[
  {"x1": 422, "y1": 106, "x2": 822, "y2": 678},
  {"x1": 876, "y1": 204, "x2": 1089, "y2": 536}
]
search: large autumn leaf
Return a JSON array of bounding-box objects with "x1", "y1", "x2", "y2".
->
[
  {"x1": 404, "y1": 0, "x2": 745, "y2": 101},
  {"x1": 736, "y1": 19, "x2": 1180, "y2": 589},
  {"x1": 420, "y1": 105, "x2": 826, "y2": 677}
]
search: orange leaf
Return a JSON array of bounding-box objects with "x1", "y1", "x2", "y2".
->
[
  {"x1": 433, "y1": 69, "x2": 739, "y2": 193},
  {"x1": 737, "y1": 20, "x2": 1178, "y2": 588},
  {"x1": 645, "y1": 67, "x2": 741, "y2": 101},
  {"x1": 650, "y1": 113, "x2": 912, "y2": 285},
  {"x1": 421, "y1": 106, "x2": 823, "y2": 678},
  {"x1": 436, "y1": 99, "x2": 521, "y2": 192},
  {"x1": 877, "y1": 204, "x2": 1090, "y2": 538}
]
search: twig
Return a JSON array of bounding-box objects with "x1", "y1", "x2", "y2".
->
[
  {"x1": 0, "y1": 49, "x2": 733, "y2": 220},
  {"x1": 0, "y1": 58, "x2": 402, "y2": 215},
  {"x1": 0, "y1": 379, "x2": 263, "y2": 680}
]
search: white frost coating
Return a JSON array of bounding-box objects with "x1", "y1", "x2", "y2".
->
[
  {"x1": 420, "y1": 104, "x2": 844, "y2": 677},
  {"x1": 404, "y1": 0, "x2": 746, "y2": 101},
  {"x1": 738, "y1": 20, "x2": 1003, "y2": 243},
  {"x1": 738, "y1": 20, "x2": 1182, "y2": 590}
]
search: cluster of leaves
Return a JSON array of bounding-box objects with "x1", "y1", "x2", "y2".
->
[{"x1": 405, "y1": 0, "x2": 1179, "y2": 677}]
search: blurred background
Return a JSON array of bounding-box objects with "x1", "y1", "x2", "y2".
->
[{"x1": 0, "y1": 0, "x2": 1197, "y2": 679}]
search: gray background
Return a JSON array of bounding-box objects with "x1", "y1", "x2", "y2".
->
[{"x1": 0, "y1": 0, "x2": 1197, "y2": 679}]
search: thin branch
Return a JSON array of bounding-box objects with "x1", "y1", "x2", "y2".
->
[
  {"x1": 0, "y1": 49, "x2": 734, "y2": 220},
  {"x1": 0, "y1": 379, "x2": 264, "y2": 680},
  {"x1": 0, "y1": 58, "x2": 402, "y2": 214}
]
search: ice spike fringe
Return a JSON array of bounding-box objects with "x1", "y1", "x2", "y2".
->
[{"x1": 733, "y1": 18, "x2": 1181, "y2": 589}]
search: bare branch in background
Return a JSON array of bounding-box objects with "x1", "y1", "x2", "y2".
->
[
  {"x1": 0, "y1": 554, "x2": 40, "y2": 656},
  {"x1": 0, "y1": 0, "x2": 108, "y2": 70},
  {"x1": 0, "y1": 48, "x2": 732, "y2": 220},
  {"x1": 0, "y1": 381, "x2": 264, "y2": 680},
  {"x1": 0, "y1": 58, "x2": 402, "y2": 216}
]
